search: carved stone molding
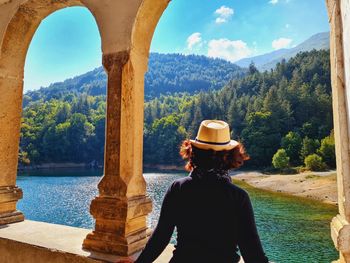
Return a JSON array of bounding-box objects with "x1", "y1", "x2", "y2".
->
[
  {"x1": 83, "y1": 196, "x2": 152, "y2": 255},
  {"x1": 0, "y1": 186, "x2": 24, "y2": 225}
]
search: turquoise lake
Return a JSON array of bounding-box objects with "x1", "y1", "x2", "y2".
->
[{"x1": 17, "y1": 169, "x2": 338, "y2": 262}]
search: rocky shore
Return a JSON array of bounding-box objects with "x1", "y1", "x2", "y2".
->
[{"x1": 232, "y1": 170, "x2": 337, "y2": 205}]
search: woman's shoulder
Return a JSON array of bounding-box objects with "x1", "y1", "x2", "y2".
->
[
  {"x1": 227, "y1": 180, "x2": 250, "y2": 200},
  {"x1": 170, "y1": 176, "x2": 193, "y2": 188}
]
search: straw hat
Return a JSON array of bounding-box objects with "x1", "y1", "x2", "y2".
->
[{"x1": 190, "y1": 120, "x2": 239, "y2": 151}]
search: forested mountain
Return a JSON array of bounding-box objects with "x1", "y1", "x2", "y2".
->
[
  {"x1": 235, "y1": 32, "x2": 330, "y2": 71},
  {"x1": 23, "y1": 53, "x2": 245, "y2": 106},
  {"x1": 143, "y1": 50, "x2": 333, "y2": 168},
  {"x1": 20, "y1": 49, "x2": 334, "y2": 170}
]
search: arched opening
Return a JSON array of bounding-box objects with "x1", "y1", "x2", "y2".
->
[
  {"x1": 133, "y1": 1, "x2": 336, "y2": 261},
  {"x1": 16, "y1": 6, "x2": 104, "y2": 229},
  {"x1": 0, "y1": 0, "x2": 350, "y2": 262},
  {"x1": 0, "y1": 0, "x2": 97, "y2": 226},
  {"x1": 0, "y1": 0, "x2": 153, "y2": 258}
]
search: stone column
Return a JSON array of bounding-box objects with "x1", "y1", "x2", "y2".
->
[
  {"x1": 328, "y1": 0, "x2": 350, "y2": 262},
  {"x1": 0, "y1": 76, "x2": 24, "y2": 225},
  {"x1": 83, "y1": 51, "x2": 152, "y2": 256}
]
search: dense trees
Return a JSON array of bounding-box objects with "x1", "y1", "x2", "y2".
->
[
  {"x1": 143, "y1": 49, "x2": 334, "y2": 168},
  {"x1": 19, "y1": 49, "x2": 335, "y2": 170},
  {"x1": 23, "y1": 53, "x2": 245, "y2": 106},
  {"x1": 20, "y1": 96, "x2": 105, "y2": 165}
]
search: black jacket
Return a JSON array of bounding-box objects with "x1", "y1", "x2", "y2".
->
[{"x1": 136, "y1": 169, "x2": 269, "y2": 263}]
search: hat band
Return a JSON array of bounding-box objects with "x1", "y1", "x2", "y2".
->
[{"x1": 195, "y1": 138, "x2": 231, "y2": 145}]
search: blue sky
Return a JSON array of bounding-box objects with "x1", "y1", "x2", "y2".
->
[{"x1": 24, "y1": 0, "x2": 329, "y2": 91}]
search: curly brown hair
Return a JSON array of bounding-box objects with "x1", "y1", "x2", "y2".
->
[{"x1": 179, "y1": 139, "x2": 249, "y2": 171}]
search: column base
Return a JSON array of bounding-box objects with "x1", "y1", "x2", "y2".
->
[
  {"x1": 0, "y1": 186, "x2": 24, "y2": 225},
  {"x1": 83, "y1": 228, "x2": 148, "y2": 256},
  {"x1": 83, "y1": 195, "x2": 152, "y2": 256},
  {"x1": 0, "y1": 210, "x2": 24, "y2": 225},
  {"x1": 331, "y1": 215, "x2": 350, "y2": 262}
]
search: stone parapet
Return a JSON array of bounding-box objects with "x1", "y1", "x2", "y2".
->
[{"x1": 0, "y1": 220, "x2": 173, "y2": 263}]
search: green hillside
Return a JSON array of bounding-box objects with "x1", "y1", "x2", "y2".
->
[
  {"x1": 20, "y1": 49, "x2": 334, "y2": 170},
  {"x1": 23, "y1": 53, "x2": 245, "y2": 106}
]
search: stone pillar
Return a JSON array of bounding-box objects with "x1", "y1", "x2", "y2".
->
[
  {"x1": 328, "y1": 0, "x2": 350, "y2": 262},
  {"x1": 0, "y1": 76, "x2": 24, "y2": 225},
  {"x1": 83, "y1": 51, "x2": 152, "y2": 257}
]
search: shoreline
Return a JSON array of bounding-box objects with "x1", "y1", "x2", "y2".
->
[
  {"x1": 18, "y1": 162, "x2": 102, "y2": 170},
  {"x1": 232, "y1": 170, "x2": 337, "y2": 206},
  {"x1": 19, "y1": 163, "x2": 185, "y2": 171},
  {"x1": 18, "y1": 164, "x2": 338, "y2": 206}
]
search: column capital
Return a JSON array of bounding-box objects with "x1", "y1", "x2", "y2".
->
[{"x1": 102, "y1": 51, "x2": 130, "y2": 73}]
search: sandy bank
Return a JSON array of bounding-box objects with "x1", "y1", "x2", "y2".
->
[{"x1": 232, "y1": 170, "x2": 337, "y2": 205}]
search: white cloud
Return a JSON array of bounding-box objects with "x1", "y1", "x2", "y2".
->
[
  {"x1": 208, "y1": 39, "x2": 252, "y2": 62},
  {"x1": 214, "y1": 6, "x2": 234, "y2": 24},
  {"x1": 269, "y1": 0, "x2": 279, "y2": 4},
  {"x1": 215, "y1": 17, "x2": 226, "y2": 24},
  {"x1": 272, "y1": 38, "x2": 293, "y2": 50},
  {"x1": 187, "y1": 33, "x2": 202, "y2": 49},
  {"x1": 285, "y1": 24, "x2": 290, "y2": 29}
]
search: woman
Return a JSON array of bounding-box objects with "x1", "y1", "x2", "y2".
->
[{"x1": 136, "y1": 120, "x2": 269, "y2": 263}]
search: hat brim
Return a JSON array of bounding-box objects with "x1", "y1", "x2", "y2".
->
[{"x1": 190, "y1": 139, "x2": 239, "y2": 151}]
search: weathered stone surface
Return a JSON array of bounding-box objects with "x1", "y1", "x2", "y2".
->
[
  {"x1": 0, "y1": 186, "x2": 23, "y2": 225},
  {"x1": 89, "y1": 195, "x2": 152, "y2": 220},
  {"x1": 326, "y1": 0, "x2": 350, "y2": 262},
  {"x1": 83, "y1": 51, "x2": 152, "y2": 256},
  {"x1": 0, "y1": 220, "x2": 176, "y2": 263},
  {"x1": 1, "y1": 0, "x2": 154, "y2": 257},
  {"x1": 83, "y1": 196, "x2": 152, "y2": 255}
]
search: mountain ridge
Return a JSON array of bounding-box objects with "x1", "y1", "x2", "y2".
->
[
  {"x1": 235, "y1": 32, "x2": 330, "y2": 71},
  {"x1": 23, "y1": 32, "x2": 329, "y2": 106},
  {"x1": 23, "y1": 53, "x2": 245, "y2": 105}
]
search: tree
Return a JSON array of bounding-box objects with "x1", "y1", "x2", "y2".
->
[
  {"x1": 241, "y1": 111, "x2": 281, "y2": 167},
  {"x1": 18, "y1": 149, "x2": 30, "y2": 166},
  {"x1": 304, "y1": 154, "x2": 327, "y2": 171},
  {"x1": 68, "y1": 113, "x2": 93, "y2": 162},
  {"x1": 272, "y1": 149, "x2": 290, "y2": 169},
  {"x1": 143, "y1": 114, "x2": 187, "y2": 165},
  {"x1": 249, "y1": 62, "x2": 259, "y2": 75},
  {"x1": 317, "y1": 131, "x2": 336, "y2": 168},
  {"x1": 300, "y1": 137, "x2": 320, "y2": 162},
  {"x1": 281, "y1": 131, "x2": 302, "y2": 165}
]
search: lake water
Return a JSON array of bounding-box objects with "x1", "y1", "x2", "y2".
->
[{"x1": 17, "y1": 169, "x2": 338, "y2": 262}]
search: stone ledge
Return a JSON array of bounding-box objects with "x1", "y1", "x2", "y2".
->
[{"x1": 0, "y1": 220, "x2": 174, "y2": 263}]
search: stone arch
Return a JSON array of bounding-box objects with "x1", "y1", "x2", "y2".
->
[
  {"x1": 0, "y1": 0, "x2": 103, "y2": 184},
  {"x1": 130, "y1": 0, "x2": 169, "y2": 68},
  {"x1": 2, "y1": 0, "x2": 80, "y2": 79},
  {"x1": 0, "y1": 0, "x2": 103, "y2": 222},
  {"x1": 130, "y1": 0, "x2": 350, "y2": 262},
  {"x1": 0, "y1": 0, "x2": 154, "y2": 257}
]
